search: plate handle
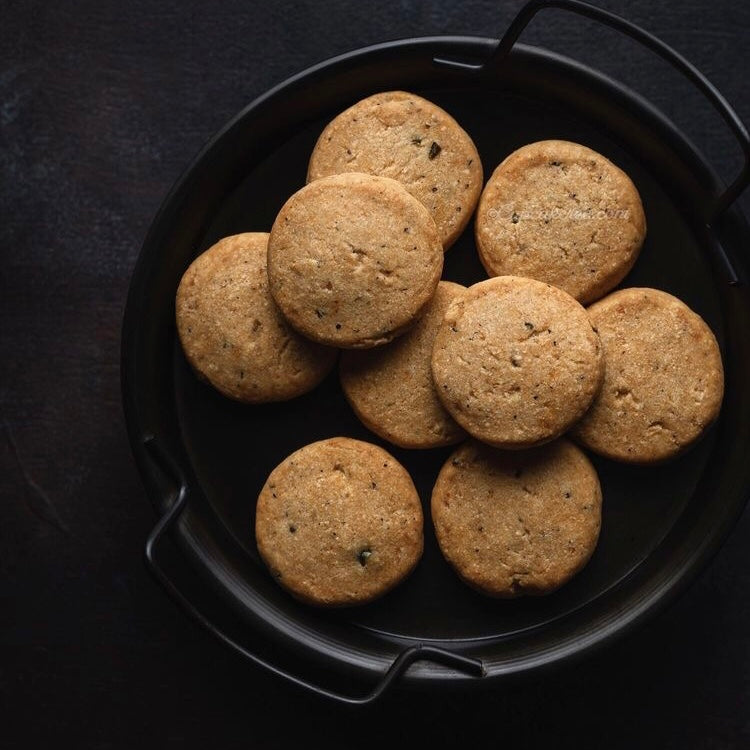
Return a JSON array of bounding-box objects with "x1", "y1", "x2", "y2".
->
[
  {"x1": 498, "y1": 0, "x2": 750, "y2": 223},
  {"x1": 438, "y1": 0, "x2": 750, "y2": 223},
  {"x1": 142, "y1": 436, "x2": 485, "y2": 704}
]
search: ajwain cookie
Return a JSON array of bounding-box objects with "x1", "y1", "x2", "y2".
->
[
  {"x1": 431, "y1": 276, "x2": 604, "y2": 449},
  {"x1": 267, "y1": 173, "x2": 443, "y2": 348},
  {"x1": 175, "y1": 232, "x2": 336, "y2": 403},
  {"x1": 475, "y1": 140, "x2": 646, "y2": 304},
  {"x1": 255, "y1": 437, "x2": 424, "y2": 607},
  {"x1": 340, "y1": 281, "x2": 467, "y2": 449},
  {"x1": 431, "y1": 439, "x2": 602, "y2": 597},
  {"x1": 572, "y1": 287, "x2": 724, "y2": 463},
  {"x1": 308, "y1": 91, "x2": 483, "y2": 250}
]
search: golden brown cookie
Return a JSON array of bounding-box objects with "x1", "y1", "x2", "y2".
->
[
  {"x1": 255, "y1": 437, "x2": 424, "y2": 607},
  {"x1": 307, "y1": 91, "x2": 483, "y2": 250},
  {"x1": 572, "y1": 288, "x2": 724, "y2": 463},
  {"x1": 175, "y1": 233, "x2": 336, "y2": 403},
  {"x1": 431, "y1": 439, "x2": 602, "y2": 598},
  {"x1": 267, "y1": 173, "x2": 443, "y2": 349},
  {"x1": 339, "y1": 281, "x2": 467, "y2": 449},
  {"x1": 431, "y1": 276, "x2": 604, "y2": 449},
  {"x1": 475, "y1": 140, "x2": 646, "y2": 304}
]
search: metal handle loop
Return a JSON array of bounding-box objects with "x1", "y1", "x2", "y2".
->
[
  {"x1": 497, "y1": 0, "x2": 750, "y2": 223},
  {"x1": 142, "y1": 436, "x2": 485, "y2": 704}
]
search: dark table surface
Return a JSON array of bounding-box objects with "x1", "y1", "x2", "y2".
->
[{"x1": 2, "y1": 1, "x2": 749, "y2": 747}]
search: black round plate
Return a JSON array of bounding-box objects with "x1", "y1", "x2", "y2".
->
[{"x1": 122, "y1": 37, "x2": 750, "y2": 690}]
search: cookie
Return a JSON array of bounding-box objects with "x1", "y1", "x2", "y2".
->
[
  {"x1": 255, "y1": 437, "x2": 424, "y2": 607},
  {"x1": 267, "y1": 172, "x2": 443, "y2": 348},
  {"x1": 340, "y1": 281, "x2": 467, "y2": 449},
  {"x1": 175, "y1": 233, "x2": 336, "y2": 403},
  {"x1": 431, "y1": 439, "x2": 602, "y2": 597},
  {"x1": 431, "y1": 276, "x2": 604, "y2": 449},
  {"x1": 475, "y1": 140, "x2": 646, "y2": 304},
  {"x1": 307, "y1": 91, "x2": 483, "y2": 250},
  {"x1": 572, "y1": 288, "x2": 724, "y2": 463}
]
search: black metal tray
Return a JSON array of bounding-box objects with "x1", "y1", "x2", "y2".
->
[{"x1": 121, "y1": 0, "x2": 750, "y2": 703}]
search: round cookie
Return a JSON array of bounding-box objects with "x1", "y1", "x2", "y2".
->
[
  {"x1": 572, "y1": 288, "x2": 724, "y2": 463},
  {"x1": 431, "y1": 276, "x2": 604, "y2": 449},
  {"x1": 340, "y1": 281, "x2": 467, "y2": 449},
  {"x1": 307, "y1": 91, "x2": 483, "y2": 250},
  {"x1": 255, "y1": 437, "x2": 424, "y2": 607},
  {"x1": 475, "y1": 140, "x2": 646, "y2": 304},
  {"x1": 175, "y1": 233, "x2": 336, "y2": 403},
  {"x1": 267, "y1": 173, "x2": 443, "y2": 349},
  {"x1": 431, "y1": 439, "x2": 602, "y2": 597}
]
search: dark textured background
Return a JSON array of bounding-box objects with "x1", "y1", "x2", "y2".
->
[{"x1": 2, "y1": 1, "x2": 749, "y2": 747}]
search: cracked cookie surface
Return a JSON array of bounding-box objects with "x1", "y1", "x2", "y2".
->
[
  {"x1": 431, "y1": 439, "x2": 602, "y2": 597},
  {"x1": 307, "y1": 91, "x2": 483, "y2": 250},
  {"x1": 339, "y1": 281, "x2": 467, "y2": 449},
  {"x1": 572, "y1": 287, "x2": 724, "y2": 463},
  {"x1": 175, "y1": 232, "x2": 336, "y2": 403},
  {"x1": 255, "y1": 437, "x2": 423, "y2": 607},
  {"x1": 475, "y1": 140, "x2": 646, "y2": 304},
  {"x1": 431, "y1": 276, "x2": 604, "y2": 449},
  {"x1": 268, "y1": 173, "x2": 443, "y2": 348}
]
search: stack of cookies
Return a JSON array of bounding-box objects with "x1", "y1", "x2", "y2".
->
[{"x1": 175, "y1": 91, "x2": 724, "y2": 607}]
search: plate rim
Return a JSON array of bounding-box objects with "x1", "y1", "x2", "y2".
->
[{"x1": 121, "y1": 36, "x2": 750, "y2": 689}]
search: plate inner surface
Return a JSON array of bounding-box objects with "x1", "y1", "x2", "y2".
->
[{"x1": 174, "y1": 87, "x2": 722, "y2": 642}]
